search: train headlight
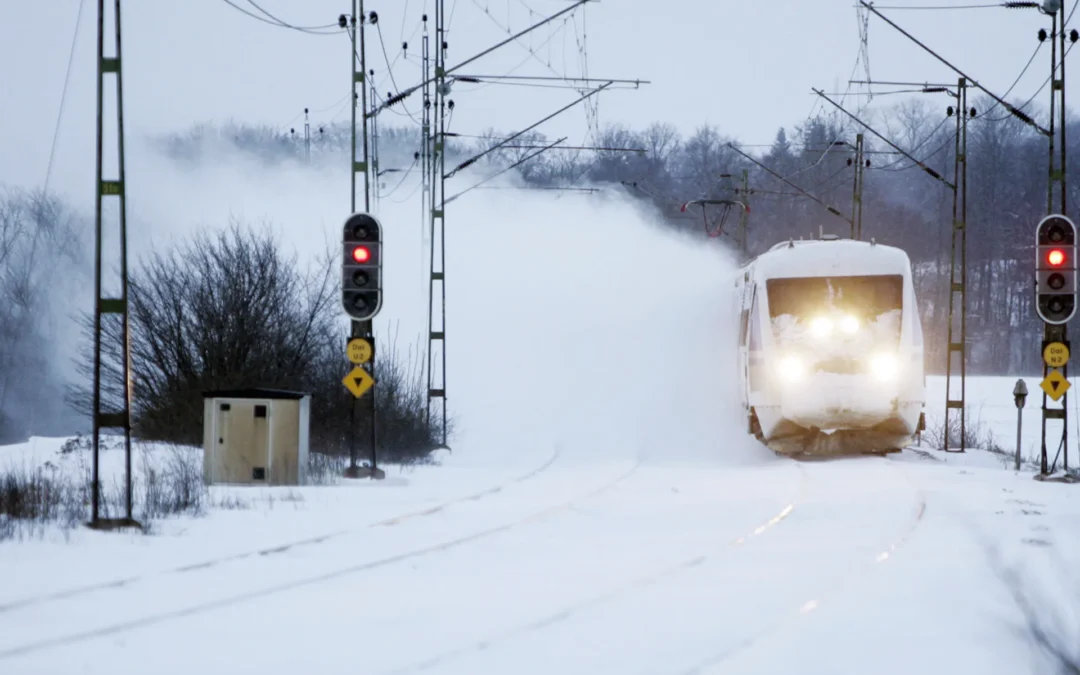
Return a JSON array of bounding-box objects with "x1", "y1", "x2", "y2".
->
[
  {"x1": 809, "y1": 316, "x2": 832, "y2": 337},
  {"x1": 840, "y1": 314, "x2": 860, "y2": 334},
  {"x1": 869, "y1": 353, "x2": 898, "y2": 381},
  {"x1": 779, "y1": 354, "x2": 806, "y2": 382}
]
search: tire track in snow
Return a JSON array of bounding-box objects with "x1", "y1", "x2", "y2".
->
[
  {"x1": 0, "y1": 457, "x2": 641, "y2": 660},
  {"x1": 383, "y1": 462, "x2": 812, "y2": 675},
  {"x1": 675, "y1": 457, "x2": 928, "y2": 675},
  {"x1": 0, "y1": 447, "x2": 562, "y2": 615}
]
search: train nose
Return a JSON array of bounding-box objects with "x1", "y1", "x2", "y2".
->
[
  {"x1": 772, "y1": 352, "x2": 904, "y2": 427},
  {"x1": 772, "y1": 352, "x2": 901, "y2": 384}
]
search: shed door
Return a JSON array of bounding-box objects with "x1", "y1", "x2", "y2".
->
[{"x1": 220, "y1": 400, "x2": 271, "y2": 483}]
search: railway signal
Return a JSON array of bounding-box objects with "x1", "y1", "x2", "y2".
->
[
  {"x1": 1035, "y1": 214, "x2": 1078, "y2": 325},
  {"x1": 342, "y1": 212, "x2": 383, "y2": 321}
]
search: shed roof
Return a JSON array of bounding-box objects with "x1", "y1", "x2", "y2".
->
[{"x1": 202, "y1": 388, "x2": 308, "y2": 400}]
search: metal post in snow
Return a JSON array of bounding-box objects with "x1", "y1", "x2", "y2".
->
[{"x1": 1014, "y1": 379, "x2": 1028, "y2": 471}]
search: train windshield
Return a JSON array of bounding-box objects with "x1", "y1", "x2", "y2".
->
[{"x1": 766, "y1": 274, "x2": 904, "y2": 344}]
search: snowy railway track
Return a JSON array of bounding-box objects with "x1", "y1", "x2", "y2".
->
[
  {"x1": 0, "y1": 447, "x2": 562, "y2": 615},
  {"x1": 675, "y1": 456, "x2": 928, "y2": 675},
  {"x1": 0, "y1": 457, "x2": 641, "y2": 661},
  {"x1": 383, "y1": 462, "x2": 811, "y2": 675}
]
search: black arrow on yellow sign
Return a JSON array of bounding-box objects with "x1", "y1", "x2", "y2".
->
[{"x1": 1041, "y1": 370, "x2": 1071, "y2": 401}]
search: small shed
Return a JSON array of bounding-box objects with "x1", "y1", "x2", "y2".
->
[{"x1": 201, "y1": 388, "x2": 311, "y2": 486}]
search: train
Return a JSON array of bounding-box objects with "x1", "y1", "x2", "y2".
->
[{"x1": 734, "y1": 234, "x2": 927, "y2": 458}]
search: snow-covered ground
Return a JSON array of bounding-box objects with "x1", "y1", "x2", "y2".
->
[
  {"x1": 3, "y1": 105, "x2": 1077, "y2": 673},
  {"x1": 1, "y1": 374, "x2": 1078, "y2": 675}
]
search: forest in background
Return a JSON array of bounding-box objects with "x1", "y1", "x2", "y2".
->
[
  {"x1": 158, "y1": 92, "x2": 1080, "y2": 378},
  {"x1": 2, "y1": 92, "x2": 1076, "y2": 442}
]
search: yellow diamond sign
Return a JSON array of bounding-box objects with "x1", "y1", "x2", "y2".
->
[
  {"x1": 343, "y1": 365, "x2": 375, "y2": 398},
  {"x1": 1040, "y1": 369, "x2": 1071, "y2": 402}
]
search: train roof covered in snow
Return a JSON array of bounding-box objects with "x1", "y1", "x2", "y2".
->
[{"x1": 737, "y1": 236, "x2": 913, "y2": 285}]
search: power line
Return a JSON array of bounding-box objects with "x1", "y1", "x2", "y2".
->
[
  {"x1": 217, "y1": 0, "x2": 340, "y2": 34},
  {"x1": 864, "y1": 3, "x2": 1035, "y2": 8},
  {"x1": 974, "y1": 39, "x2": 1046, "y2": 119},
  {"x1": 859, "y1": 0, "x2": 1052, "y2": 135},
  {"x1": 44, "y1": 0, "x2": 87, "y2": 195}
]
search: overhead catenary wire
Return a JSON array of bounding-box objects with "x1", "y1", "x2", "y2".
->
[
  {"x1": 859, "y1": 0, "x2": 1052, "y2": 136},
  {"x1": 218, "y1": 0, "x2": 340, "y2": 34},
  {"x1": 974, "y1": 38, "x2": 1048, "y2": 120},
  {"x1": 785, "y1": 2, "x2": 875, "y2": 183},
  {"x1": 872, "y1": 128, "x2": 955, "y2": 172},
  {"x1": 863, "y1": 2, "x2": 1036, "y2": 8},
  {"x1": 983, "y1": 2, "x2": 1079, "y2": 122},
  {"x1": 374, "y1": 18, "x2": 423, "y2": 125},
  {"x1": 870, "y1": 115, "x2": 952, "y2": 171}
]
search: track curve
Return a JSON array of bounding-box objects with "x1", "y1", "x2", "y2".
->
[
  {"x1": 0, "y1": 447, "x2": 562, "y2": 614},
  {"x1": 0, "y1": 456, "x2": 638, "y2": 661}
]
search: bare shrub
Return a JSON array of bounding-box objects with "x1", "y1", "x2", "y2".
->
[
  {"x1": 67, "y1": 219, "x2": 448, "y2": 464},
  {"x1": 923, "y1": 405, "x2": 1004, "y2": 453},
  {"x1": 137, "y1": 444, "x2": 206, "y2": 519},
  {"x1": 0, "y1": 463, "x2": 84, "y2": 540}
]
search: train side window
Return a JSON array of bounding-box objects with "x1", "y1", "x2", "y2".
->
[
  {"x1": 739, "y1": 309, "x2": 750, "y2": 346},
  {"x1": 748, "y1": 294, "x2": 762, "y2": 351}
]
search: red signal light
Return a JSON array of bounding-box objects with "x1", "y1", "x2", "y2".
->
[
  {"x1": 1048, "y1": 249, "x2": 1066, "y2": 266},
  {"x1": 351, "y1": 245, "x2": 371, "y2": 263}
]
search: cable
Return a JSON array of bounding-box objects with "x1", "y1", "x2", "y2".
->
[
  {"x1": 380, "y1": 156, "x2": 421, "y2": 199},
  {"x1": 375, "y1": 21, "x2": 423, "y2": 125},
  {"x1": 869, "y1": 115, "x2": 951, "y2": 170},
  {"x1": 470, "y1": 0, "x2": 576, "y2": 85},
  {"x1": 43, "y1": 0, "x2": 86, "y2": 195},
  {"x1": 985, "y1": 41, "x2": 1077, "y2": 122},
  {"x1": 975, "y1": 39, "x2": 1045, "y2": 119},
  {"x1": 244, "y1": 0, "x2": 341, "y2": 32},
  {"x1": 782, "y1": 19, "x2": 871, "y2": 184},
  {"x1": 866, "y1": 3, "x2": 1020, "y2": 8},
  {"x1": 449, "y1": 22, "x2": 579, "y2": 95},
  {"x1": 871, "y1": 127, "x2": 955, "y2": 172},
  {"x1": 218, "y1": 0, "x2": 340, "y2": 34},
  {"x1": 983, "y1": 0, "x2": 1078, "y2": 121}
]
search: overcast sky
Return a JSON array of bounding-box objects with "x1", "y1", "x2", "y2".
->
[{"x1": 1, "y1": 0, "x2": 1076, "y2": 193}]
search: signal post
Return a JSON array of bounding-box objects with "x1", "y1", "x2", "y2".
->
[
  {"x1": 1035, "y1": 214, "x2": 1077, "y2": 479},
  {"x1": 342, "y1": 212, "x2": 384, "y2": 479}
]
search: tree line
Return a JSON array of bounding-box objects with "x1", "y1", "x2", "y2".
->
[
  {"x1": 2, "y1": 94, "x2": 1075, "y2": 442},
  {"x1": 0, "y1": 186, "x2": 446, "y2": 456},
  {"x1": 156, "y1": 94, "x2": 1078, "y2": 377}
]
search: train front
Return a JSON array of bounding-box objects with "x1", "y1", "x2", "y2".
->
[{"x1": 761, "y1": 263, "x2": 924, "y2": 456}]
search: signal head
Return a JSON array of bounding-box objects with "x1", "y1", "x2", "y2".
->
[
  {"x1": 1037, "y1": 214, "x2": 1076, "y2": 246},
  {"x1": 342, "y1": 212, "x2": 383, "y2": 321},
  {"x1": 1035, "y1": 213, "x2": 1078, "y2": 325},
  {"x1": 344, "y1": 212, "x2": 380, "y2": 242}
]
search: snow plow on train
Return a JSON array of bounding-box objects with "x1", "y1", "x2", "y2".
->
[{"x1": 733, "y1": 235, "x2": 927, "y2": 459}]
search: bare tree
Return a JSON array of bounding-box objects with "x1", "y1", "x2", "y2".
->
[
  {"x1": 68, "y1": 218, "x2": 444, "y2": 462},
  {"x1": 0, "y1": 186, "x2": 84, "y2": 442}
]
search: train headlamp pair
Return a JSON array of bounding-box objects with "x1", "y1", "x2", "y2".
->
[
  {"x1": 775, "y1": 351, "x2": 898, "y2": 384},
  {"x1": 809, "y1": 314, "x2": 860, "y2": 338}
]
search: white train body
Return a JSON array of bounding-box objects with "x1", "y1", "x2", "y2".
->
[{"x1": 734, "y1": 237, "x2": 926, "y2": 456}]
